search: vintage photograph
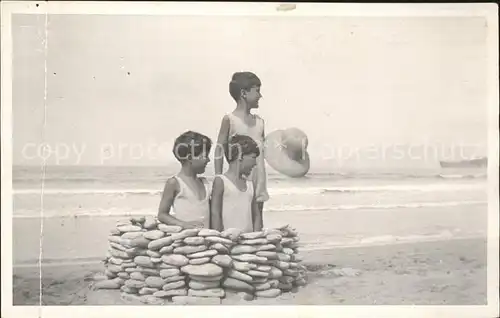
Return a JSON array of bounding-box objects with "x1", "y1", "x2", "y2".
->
[{"x1": 2, "y1": 1, "x2": 498, "y2": 314}]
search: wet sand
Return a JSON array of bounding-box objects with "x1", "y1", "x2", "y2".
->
[{"x1": 13, "y1": 238, "x2": 487, "y2": 305}]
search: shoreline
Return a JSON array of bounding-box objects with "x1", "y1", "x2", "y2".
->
[{"x1": 13, "y1": 238, "x2": 487, "y2": 305}]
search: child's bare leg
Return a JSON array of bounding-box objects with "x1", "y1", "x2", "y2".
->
[{"x1": 258, "y1": 202, "x2": 264, "y2": 229}]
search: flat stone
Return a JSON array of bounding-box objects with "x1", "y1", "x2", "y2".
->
[
  {"x1": 159, "y1": 268, "x2": 181, "y2": 278},
  {"x1": 255, "y1": 289, "x2": 281, "y2": 298},
  {"x1": 129, "y1": 237, "x2": 151, "y2": 249},
  {"x1": 205, "y1": 236, "x2": 234, "y2": 245},
  {"x1": 256, "y1": 251, "x2": 278, "y2": 259},
  {"x1": 138, "y1": 267, "x2": 160, "y2": 276},
  {"x1": 143, "y1": 216, "x2": 157, "y2": 230},
  {"x1": 279, "y1": 276, "x2": 294, "y2": 284},
  {"x1": 266, "y1": 234, "x2": 282, "y2": 243},
  {"x1": 117, "y1": 272, "x2": 130, "y2": 279},
  {"x1": 181, "y1": 263, "x2": 223, "y2": 277},
  {"x1": 269, "y1": 267, "x2": 283, "y2": 279},
  {"x1": 283, "y1": 269, "x2": 299, "y2": 277},
  {"x1": 188, "y1": 288, "x2": 225, "y2": 298},
  {"x1": 222, "y1": 277, "x2": 254, "y2": 293},
  {"x1": 239, "y1": 238, "x2": 269, "y2": 245},
  {"x1": 170, "y1": 229, "x2": 200, "y2": 240},
  {"x1": 187, "y1": 249, "x2": 218, "y2": 259},
  {"x1": 162, "y1": 280, "x2": 186, "y2": 290},
  {"x1": 252, "y1": 277, "x2": 268, "y2": 284},
  {"x1": 174, "y1": 245, "x2": 207, "y2": 255},
  {"x1": 189, "y1": 257, "x2": 211, "y2": 265},
  {"x1": 264, "y1": 229, "x2": 282, "y2": 236},
  {"x1": 151, "y1": 257, "x2": 162, "y2": 264},
  {"x1": 211, "y1": 255, "x2": 233, "y2": 268},
  {"x1": 108, "y1": 257, "x2": 124, "y2": 265},
  {"x1": 256, "y1": 265, "x2": 272, "y2": 272},
  {"x1": 198, "y1": 229, "x2": 221, "y2": 237},
  {"x1": 109, "y1": 242, "x2": 128, "y2": 252},
  {"x1": 130, "y1": 272, "x2": 146, "y2": 281},
  {"x1": 158, "y1": 262, "x2": 177, "y2": 269},
  {"x1": 140, "y1": 295, "x2": 165, "y2": 305},
  {"x1": 257, "y1": 244, "x2": 277, "y2": 251},
  {"x1": 291, "y1": 254, "x2": 303, "y2": 262},
  {"x1": 159, "y1": 245, "x2": 174, "y2": 254},
  {"x1": 294, "y1": 278, "x2": 307, "y2": 286},
  {"x1": 107, "y1": 264, "x2": 123, "y2": 273},
  {"x1": 232, "y1": 261, "x2": 257, "y2": 272},
  {"x1": 157, "y1": 224, "x2": 182, "y2": 233},
  {"x1": 289, "y1": 262, "x2": 298, "y2": 269},
  {"x1": 281, "y1": 238, "x2": 294, "y2": 246},
  {"x1": 117, "y1": 225, "x2": 142, "y2": 233},
  {"x1": 143, "y1": 230, "x2": 165, "y2": 240},
  {"x1": 228, "y1": 269, "x2": 253, "y2": 282},
  {"x1": 188, "y1": 280, "x2": 220, "y2": 290},
  {"x1": 145, "y1": 276, "x2": 166, "y2": 289},
  {"x1": 162, "y1": 254, "x2": 189, "y2": 267},
  {"x1": 108, "y1": 235, "x2": 123, "y2": 245},
  {"x1": 164, "y1": 275, "x2": 186, "y2": 283},
  {"x1": 230, "y1": 245, "x2": 257, "y2": 254},
  {"x1": 220, "y1": 228, "x2": 243, "y2": 241},
  {"x1": 109, "y1": 248, "x2": 130, "y2": 259},
  {"x1": 139, "y1": 287, "x2": 160, "y2": 295},
  {"x1": 184, "y1": 237, "x2": 206, "y2": 245},
  {"x1": 154, "y1": 289, "x2": 187, "y2": 298},
  {"x1": 240, "y1": 231, "x2": 266, "y2": 240},
  {"x1": 124, "y1": 267, "x2": 139, "y2": 273},
  {"x1": 125, "y1": 279, "x2": 146, "y2": 289},
  {"x1": 254, "y1": 282, "x2": 271, "y2": 291},
  {"x1": 148, "y1": 237, "x2": 174, "y2": 251},
  {"x1": 282, "y1": 248, "x2": 294, "y2": 255},
  {"x1": 232, "y1": 254, "x2": 267, "y2": 264},
  {"x1": 248, "y1": 270, "x2": 269, "y2": 278},
  {"x1": 268, "y1": 279, "x2": 280, "y2": 288},
  {"x1": 190, "y1": 274, "x2": 223, "y2": 282},
  {"x1": 172, "y1": 296, "x2": 221, "y2": 305},
  {"x1": 134, "y1": 256, "x2": 155, "y2": 268},
  {"x1": 121, "y1": 262, "x2": 136, "y2": 269},
  {"x1": 171, "y1": 241, "x2": 183, "y2": 248},
  {"x1": 146, "y1": 250, "x2": 162, "y2": 258},
  {"x1": 121, "y1": 231, "x2": 144, "y2": 240},
  {"x1": 209, "y1": 243, "x2": 229, "y2": 254},
  {"x1": 276, "y1": 261, "x2": 290, "y2": 270}
]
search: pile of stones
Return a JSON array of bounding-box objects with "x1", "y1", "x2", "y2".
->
[{"x1": 93, "y1": 216, "x2": 306, "y2": 305}]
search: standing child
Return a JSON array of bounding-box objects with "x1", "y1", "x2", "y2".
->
[
  {"x1": 214, "y1": 72, "x2": 269, "y2": 227},
  {"x1": 211, "y1": 134, "x2": 262, "y2": 232},
  {"x1": 158, "y1": 131, "x2": 212, "y2": 229}
]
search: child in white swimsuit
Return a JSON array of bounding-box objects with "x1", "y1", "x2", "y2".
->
[
  {"x1": 211, "y1": 134, "x2": 262, "y2": 232},
  {"x1": 158, "y1": 131, "x2": 212, "y2": 229}
]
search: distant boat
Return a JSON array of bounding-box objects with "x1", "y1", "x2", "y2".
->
[{"x1": 439, "y1": 157, "x2": 488, "y2": 168}]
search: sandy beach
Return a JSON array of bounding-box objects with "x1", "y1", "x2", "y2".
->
[{"x1": 13, "y1": 237, "x2": 486, "y2": 305}]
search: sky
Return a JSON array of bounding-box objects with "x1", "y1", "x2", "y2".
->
[{"x1": 11, "y1": 14, "x2": 490, "y2": 171}]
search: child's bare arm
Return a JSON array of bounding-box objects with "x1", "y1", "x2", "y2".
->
[
  {"x1": 252, "y1": 195, "x2": 263, "y2": 231},
  {"x1": 210, "y1": 176, "x2": 224, "y2": 231},
  {"x1": 215, "y1": 116, "x2": 230, "y2": 175},
  {"x1": 158, "y1": 178, "x2": 199, "y2": 228}
]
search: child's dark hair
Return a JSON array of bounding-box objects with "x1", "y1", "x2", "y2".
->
[
  {"x1": 229, "y1": 72, "x2": 261, "y2": 102},
  {"x1": 173, "y1": 131, "x2": 212, "y2": 163},
  {"x1": 224, "y1": 134, "x2": 260, "y2": 163}
]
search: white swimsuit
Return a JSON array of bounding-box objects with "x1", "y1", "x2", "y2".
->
[
  {"x1": 171, "y1": 176, "x2": 211, "y2": 229},
  {"x1": 217, "y1": 174, "x2": 254, "y2": 233}
]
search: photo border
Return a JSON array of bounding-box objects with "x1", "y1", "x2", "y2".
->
[{"x1": 1, "y1": 1, "x2": 498, "y2": 318}]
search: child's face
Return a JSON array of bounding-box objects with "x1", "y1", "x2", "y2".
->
[
  {"x1": 243, "y1": 86, "x2": 262, "y2": 109},
  {"x1": 239, "y1": 153, "x2": 258, "y2": 176},
  {"x1": 190, "y1": 152, "x2": 210, "y2": 174}
]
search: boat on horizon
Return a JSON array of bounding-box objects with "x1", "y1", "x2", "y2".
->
[{"x1": 439, "y1": 157, "x2": 488, "y2": 168}]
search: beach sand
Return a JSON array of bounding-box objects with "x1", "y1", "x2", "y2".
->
[{"x1": 13, "y1": 237, "x2": 487, "y2": 305}]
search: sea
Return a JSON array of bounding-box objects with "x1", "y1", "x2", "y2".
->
[{"x1": 12, "y1": 165, "x2": 488, "y2": 219}]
